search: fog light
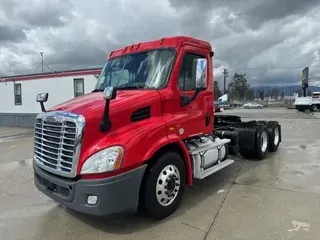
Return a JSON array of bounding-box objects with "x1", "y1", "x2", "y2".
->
[{"x1": 87, "y1": 195, "x2": 98, "y2": 205}]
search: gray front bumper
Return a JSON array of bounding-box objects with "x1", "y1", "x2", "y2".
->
[{"x1": 34, "y1": 164, "x2": 147, "y2": 217}]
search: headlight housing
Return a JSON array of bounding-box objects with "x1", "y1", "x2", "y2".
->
[{"x1": 80, "y1": 146, "x2": 124, "y2": 174}]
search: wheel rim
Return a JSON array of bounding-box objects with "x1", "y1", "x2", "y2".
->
[
  {"x1": 274, "y1": 127, "x2": 279, "y2": 145},
  {"x1": 156, "y1": 164, "x2": 181, "y2": 207},
  {"x1": 260, "y1": 131, "x2": 268, "y2": 152}
]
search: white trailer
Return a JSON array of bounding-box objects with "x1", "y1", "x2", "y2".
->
[{"x1": 294, "y1": 91, "x2": 320, "y2": 112}]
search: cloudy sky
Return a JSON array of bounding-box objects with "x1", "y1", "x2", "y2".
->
[{"x1": 1, "y1": 0, "x2": 320, "y2": 87}]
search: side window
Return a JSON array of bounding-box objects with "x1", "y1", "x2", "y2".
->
[
  {"x1": 14, "y1": 83, "x2": 22, "y2": 105},
  {"x1": 178, "y1": 53, "x2": 206, "y2": 91},
  {"x1": 74, "y1": 78, "x2": 84, "y2": 97}
]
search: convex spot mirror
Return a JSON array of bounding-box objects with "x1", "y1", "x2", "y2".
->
[
  {"x1": 194, "y1": 58, "x2": 207, "y2": 90},
  {"x1": 36, "y1": 93, "x2": 49, "y2": 102},
  {"x1": 103, "y1": 86, "x2": 117, "y2": 100}
]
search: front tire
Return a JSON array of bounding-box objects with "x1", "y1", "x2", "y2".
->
[
  {"x1": 311, "y1": 105, "x2": 318, "y2": 112},
  {"x1": 142, "y1": 152, "x2": 186, "y2": 220}
]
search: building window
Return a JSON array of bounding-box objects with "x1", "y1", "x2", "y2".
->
[
  {"x1": 14, "y1": 83, "x2": 22, "y2": 105},
  {"x1": 74, "y1": 78, "x2": 84, "y2": 97},
  {"x1": 178, "y1": 53, "x2": 206, "y2": 91}
]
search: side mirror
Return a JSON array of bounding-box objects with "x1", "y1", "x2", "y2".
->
[
  {"x1": 194, "y1": 58, "x2": 207, "y2": 90},
  {"x1": 36, "y1": 93, "x2": 49, "y2": 112},
  {"x1": 100, "y1": 87, "x2": 117, "y2": 132},
  {"x1": 103, "y1": 86, "x2": 117, "y2": 100},
  {"x1": 36, "y1": 93, "x2": 48, "y2": 103}
]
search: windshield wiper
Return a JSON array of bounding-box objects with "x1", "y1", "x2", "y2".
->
[
  {"x1": 116, "y1": 83, "x2": 147, "y2": 90},
  {"x1": 92, "y1": 88, "x2": 104, "y2": 93},
  {"x1": 92, "y1": 83, "x2": 150, "y2": 92}
]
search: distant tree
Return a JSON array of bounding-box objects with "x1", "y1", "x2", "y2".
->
[
  {"x1": 257, "y1": 89, "x2": 265, "y2": 100},
  {"x1": 249, "y1": 89, "x2": 255, "y2": 100},
  {"x1": 281, "y1": 91, "x2": 285, "y2": 100},
  {"x1": 227, "y1": 73, "x2": 254, "y2": 101},
  {"x1": 214, "y1": 80, "x2": 222, "y2": 101},
  {"x1": 271, "y1": 88, "x2": 279, "y2": 99}
]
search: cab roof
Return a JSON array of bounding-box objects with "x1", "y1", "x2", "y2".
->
[{"x1": 109, "y1": 36, "x2": 212, "y2": 59}]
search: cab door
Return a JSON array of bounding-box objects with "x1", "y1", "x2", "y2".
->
[{"x1": 172, "y1": 46, "x2": 213, "y2": 139}]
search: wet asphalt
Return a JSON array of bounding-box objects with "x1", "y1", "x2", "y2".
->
[{"x1": 0, "y1": 108, "x2": 319, "y2": 240}]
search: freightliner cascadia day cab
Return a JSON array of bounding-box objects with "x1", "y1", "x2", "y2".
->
[{"x1": 33, "y1": 36, "x2": 282, "y2": 220}]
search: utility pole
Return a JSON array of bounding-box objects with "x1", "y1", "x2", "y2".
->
[{"x1": 223, "y1": 69, "x2": 228, "y2": 94}]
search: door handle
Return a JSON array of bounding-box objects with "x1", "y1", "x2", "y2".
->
[{"x1": 205, "y1": 112, "x2": 210, "y2": 126}]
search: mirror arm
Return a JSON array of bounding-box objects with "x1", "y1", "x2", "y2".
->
[
  {"x1": 180, "y1": 89, "x2": 201, "y2": 107},
  {"x1": 40, "y1": 102, "x2": 46, "y2": 112},
  {"x1": 99, "y1": 99, "x2": 111, "y2": 132},
  {"x1": 99, "y1": 87, "x2": 117, "y2": 133}
]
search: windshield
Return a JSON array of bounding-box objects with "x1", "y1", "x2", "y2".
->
[{"x1": 94, "y1": 48, "x2": 175, "y2": 91}]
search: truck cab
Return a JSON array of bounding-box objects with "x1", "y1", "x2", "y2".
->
[
  {"x1": 294, "y1": 91, "x2": 320, "y2": 112},
  {"x1": 33, "y1": 36, "x2": 281, "y2": 220}
]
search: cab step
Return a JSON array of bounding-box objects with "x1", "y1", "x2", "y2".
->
[{"x1": 194, "y1": 159, "x2": 234, "y2": 179}]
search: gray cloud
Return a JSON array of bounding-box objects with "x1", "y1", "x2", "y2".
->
[
  {"x1": 0, "y1": 25, "x2": 26, "y2": 42},
  {"x1": 0, "y1": 0, "x2": 74, "y2": 28},
  {"x1": 1, "y1": 0, "x2": 320, "y2": 87},
  {"x1": 241, "y1": 0, "x2": 320, "y2": 29}
]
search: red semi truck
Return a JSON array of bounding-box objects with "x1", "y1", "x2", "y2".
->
[{"x1": 33, "y1": 36, "x2": 282, "y2": 220}]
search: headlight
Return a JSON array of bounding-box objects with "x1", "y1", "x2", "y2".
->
[{"x1": 80, "y1": 146, "x2": 124, "y2": 174}]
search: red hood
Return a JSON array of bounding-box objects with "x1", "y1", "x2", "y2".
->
[
  {"x1": 49, "y1": 89, "x2": 162, "y2": 135},
  {"x1": 50, "y1": 90, "x2": 160, "y2": 117}
]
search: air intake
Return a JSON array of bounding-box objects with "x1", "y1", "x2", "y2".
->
[{"x1": 131, "y1": 107, "x2": 151, "y2": 122}]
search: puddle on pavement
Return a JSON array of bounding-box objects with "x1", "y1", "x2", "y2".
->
[
  {"x1": 0, "y1": 131, "x2": 34, "y2": 143},
  {"x1": 0, "y1": 158, "x2": 33, "y2": 170}
]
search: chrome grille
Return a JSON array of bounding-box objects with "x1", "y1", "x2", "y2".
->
[{"x1": 33, "y1": 111, "x2": 85, "y2": 178}]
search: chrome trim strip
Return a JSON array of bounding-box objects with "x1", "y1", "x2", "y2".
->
[{"x1": 33, "y1": 111, "x2": 85, "y2": 178}]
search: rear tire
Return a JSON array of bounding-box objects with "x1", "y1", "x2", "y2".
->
[
  {"x1": 255, "y1": 125, "x2": 269, "y2": 159},
  {"x1": 267, "y1": 121, "x2": 281, "y2": 152},
  {"x1": 142, "y1": 152, "x2": 186, "y2": 220},
  {"x1": 240, "y1": 125, "x2": 269, "y2": 160}
]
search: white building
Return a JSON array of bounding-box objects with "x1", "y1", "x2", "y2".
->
[{"x1": 0, "y1": 68, "x2": 101, "y2": 127}]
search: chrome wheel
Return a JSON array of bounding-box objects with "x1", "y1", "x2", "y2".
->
[
  {"x1": 274, "y1": 127, "x2": 280, "y2": 145},
  {"x1": 156, "y1": 164, "x2": 180, "y2": 207},
  {"x1": 260, "y1": 131, "x2": 268, "y2": 152}
]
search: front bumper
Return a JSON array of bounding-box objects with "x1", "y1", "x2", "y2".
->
[{"x1": 34, "y1": 164, "x2": 147, "y2": 217}]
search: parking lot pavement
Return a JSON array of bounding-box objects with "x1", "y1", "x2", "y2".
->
[
  {"x1": 313, "y1": 111, "x2": 320, "y2": 119},
  {"x1": 0, "y1": 108, "x2": 320, "y2": 240}
]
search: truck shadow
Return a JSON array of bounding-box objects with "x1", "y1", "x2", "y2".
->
[{"x1": 66, "y1": 157, "x2": 257, "y2": 235}]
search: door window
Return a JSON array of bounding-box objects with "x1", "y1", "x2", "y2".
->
[{"x1": 178, "y1": 53, "x2": 206, "y2": 91}]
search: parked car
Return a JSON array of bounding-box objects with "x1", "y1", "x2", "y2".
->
[{"x1": 243, "y1": 102, "x2": 263, "y2": 109}]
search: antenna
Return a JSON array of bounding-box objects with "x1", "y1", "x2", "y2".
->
[{"x1": 33, "y1": 49, "x2": 54, "y2": 74}]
